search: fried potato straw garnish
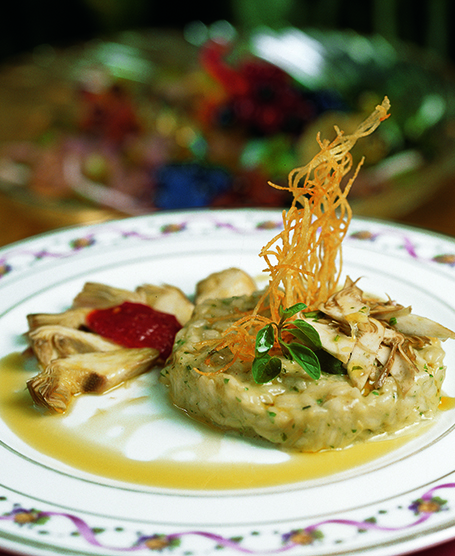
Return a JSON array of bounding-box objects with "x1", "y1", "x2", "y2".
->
[
  {"x1": 202, "y1": 97, "x2": 391, "y2": 372},
  {"x1": 263, "y1": 96, "x2": 390, "y2": 315}
]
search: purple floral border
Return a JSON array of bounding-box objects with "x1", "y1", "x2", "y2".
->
[
  {"x1": 1, "y1": 483, "x2": 454, "y2": 553},
  {"x1": 1, "y1": 216, "x2": 455, "y2": 281},
  {"x1": 349, "y1": 228, "x2": 455, "y2": 266}
]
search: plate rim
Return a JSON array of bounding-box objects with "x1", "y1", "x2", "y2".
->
[{"x1": 1, "y1": 208, "x2": 455, "y2": 556}]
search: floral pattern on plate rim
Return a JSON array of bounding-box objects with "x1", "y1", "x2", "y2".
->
[
  {"x1": 0, "y1": 483, "x2": 454, "y2": 553},
  {"x1": 1, "y1": 210, "x2": 455, "y2": 554},
  {"x1": 0, "y1": 212, "x2": 455, "y2": 280}
]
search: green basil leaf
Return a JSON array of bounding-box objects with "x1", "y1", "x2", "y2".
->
[
  {"x1": 279, "y1": 302, "x2": 308, "y2": 321},
  {"x1": 278, "y1": 338, "x2": 291, "y2": 359},
  {"x1": 286, "y1": 327, "x2": 317, "y2": 349},
  {"x1": 252, "y1": 355, "x2": 282, "y2": 384},
  {"x1": 286, "y1": 342, "x2": 321, "y2": 380},
  {"x1": 300, "y1": 311, "x2": 320, "y2": 320},
  {"x1": 286, "y1": 320, "x2": 322, "y2": 349},
  {"x1": 316, "y1": 350, "x2": 346, "y2": 375},
  {"x1": 255, "y1": 324, "x2": 275, "y2": 354}
]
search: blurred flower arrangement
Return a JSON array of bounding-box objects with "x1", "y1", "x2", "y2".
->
[{"x1": 0, "y1": 24, "x2": 454, "y2": 216}]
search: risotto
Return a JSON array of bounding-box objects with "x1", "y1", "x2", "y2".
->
[{"x1": 162, "y1": 285, "x2": 448, "y2": 452}]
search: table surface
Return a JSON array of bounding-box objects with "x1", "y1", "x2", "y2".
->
[{"x1": 1, "y1": 179, "x2": 455, "y2": 556}]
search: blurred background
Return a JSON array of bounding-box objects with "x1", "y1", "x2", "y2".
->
[
  {"x1": 1, "y1": 0, "x2": 455, "y2": 245},
  {"x1": 2, "y1": 0, "x2": 454, "y2": 61}
]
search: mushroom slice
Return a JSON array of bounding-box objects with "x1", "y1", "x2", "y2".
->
[
  {"x1": 27, "y1": 347, "x2": 159, "y2": 413},
  {"x1": 27, "y1": 307, "x2": 91, "y2": 332},
  {"x1": 195, "y1": 268, "x2": 257, "y2": 304},
  {"x1": 392, "y1": 314, "x2": 455, "y2": 341},
  {"x1": 72, "y1": 282, "x2": 146, "y2": 309},
  {"x1": 137, "y1": 284, "x2": 194, "y2": 325},
  {"x1": 28, "y1": 325, "x2": 121, "y2": 367}
]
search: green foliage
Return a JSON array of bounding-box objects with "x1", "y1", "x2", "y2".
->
[{"x1": 252, "y1": 302, "x2": 322, "y2": 383}]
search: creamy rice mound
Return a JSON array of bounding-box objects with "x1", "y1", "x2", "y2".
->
[{"x1": 161, "y1": 292, "x2": 446, "y2": 452}]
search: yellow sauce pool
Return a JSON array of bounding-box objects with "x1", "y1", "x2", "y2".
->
[{"x1": 0, "y1": 352, "x2": 441, "y2": 490}]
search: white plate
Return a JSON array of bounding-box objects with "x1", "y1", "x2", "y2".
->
[{"x1": 1, "y1": 208, "x2": 455, "y2": 556}]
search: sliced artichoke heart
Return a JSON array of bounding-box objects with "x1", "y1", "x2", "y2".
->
[
  {"x1": 27, "y1": 325, "x2": 121, "y2": 368},
  {"x1": 388, "y1": 352, "x2": 416, "y2": 394},
  {"x1": 27, "y1": 347, "x2": 159, "y2": 414},
  {"x1": 347, "y1": 318, "x2": 385, "y2": 390},
  {"x1": 307, "y1": 319, "x2": 356, "y2": 364},
  {"x1": 319, "y1": 276, "x2": 370, "y2": 333},
  {"x1": 393, "y1": 313, "x2": 455, "y2": 341}
]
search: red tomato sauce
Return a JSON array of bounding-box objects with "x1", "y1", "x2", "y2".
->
[{"x1": 86, "y1": 302, "x2": 182, "y2": 360}]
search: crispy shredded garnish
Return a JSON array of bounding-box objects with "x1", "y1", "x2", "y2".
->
[
  {"x1": 260, "y1": 96, "x2": 390, "y2": 317},
  {"x1": 207, "y1": 97, "x2": 391, "y2": 368},
  {"x1": 196, "y1": 313, "x2": 272, "y2": 371}
]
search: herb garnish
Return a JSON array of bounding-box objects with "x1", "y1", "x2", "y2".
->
[{"x1": 251, "y1": 303, "x2": 322, "y2": 384}]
